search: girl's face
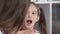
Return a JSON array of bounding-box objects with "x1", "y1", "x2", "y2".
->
[{"x1": 24, "y1": 4, "x2": 39, "y2": 29}]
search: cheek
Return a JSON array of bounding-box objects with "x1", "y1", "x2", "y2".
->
[
  {"x1": 25, "y1": 15, "x2": 28, "y2": 20},
  {"x1": 33, "y1": 15, "x2": 38, "y2": 22},
  {"x1": 24, "y1": 15, "x2": 28, "y2": 23},
  {"x1": 33, "y1": 15, "x2": 37, "y2": 19}
]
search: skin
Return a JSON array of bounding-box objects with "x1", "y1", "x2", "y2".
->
[{"x1": 16, "y1": 4, "x2": 40, "y2": 34}]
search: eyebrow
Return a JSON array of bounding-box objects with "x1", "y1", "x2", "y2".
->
[{"x1": 32, "y1": 10, "x2": 37, "y2": 13}]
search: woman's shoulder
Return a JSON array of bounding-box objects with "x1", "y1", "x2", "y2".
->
[
  {"x1": 0, "y1": 31, "x2": 3, "y2": 34},
  {"x1": 0, "y1": 27, "x2": 4, "y2": 34}
]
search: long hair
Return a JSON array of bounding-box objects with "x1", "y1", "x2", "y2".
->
[
  {"x1": 24, "y1": 2, "x2": 47, "y2": 34},
  {"x1": 0, "y1": 0, "x2": 30, "y2": 34},
  {"x1": 39, "y1": 8, "x2": 47, "y2": 34}
]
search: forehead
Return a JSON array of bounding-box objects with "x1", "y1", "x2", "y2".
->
[{"x1": 28, "y1": 4, "x2": 37, "y2": 12}]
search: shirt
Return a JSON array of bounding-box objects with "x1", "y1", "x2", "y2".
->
[{"x1": 35, "y1": 30, "x2": 40, "y2": 34}]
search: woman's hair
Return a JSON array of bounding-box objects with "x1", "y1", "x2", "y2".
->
[
  {"x1": 24, "y1": 2, "x2": 47, "y2": 34},
  {"x1": 0, "y1": 0, "x2": 30, "y2": 34}
]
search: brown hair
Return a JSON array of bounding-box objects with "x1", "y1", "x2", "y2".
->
[
  {"x1": 24, "y1": 2, "x2": 47, "y2": 34},
  {"x1": 0, "y1": 0, "x2": 30, "y2": 34},
  {"x1": 39, "y1": 8, "x2": 47, "y2": 34}
]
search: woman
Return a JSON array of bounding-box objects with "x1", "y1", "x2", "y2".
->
[{"x1": 0, "y1": 0, "x2": 30, "y2": 34}]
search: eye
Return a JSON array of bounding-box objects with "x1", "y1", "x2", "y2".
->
[{"x1": 32, "y1": 12, "x2": 36, "y2": 14}]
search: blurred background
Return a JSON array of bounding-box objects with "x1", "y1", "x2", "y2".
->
[
  {"x1": 52, "y1": 3, "x2": 60, "y2": 34},
  {"x1": 31, "y1": 0, "x2": 50, "y2": 2},
  {"x1": 52, "y1": 0, "x2": 60, "y2": 1}
]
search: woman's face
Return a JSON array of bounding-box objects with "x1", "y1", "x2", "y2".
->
[{"x1": 24, "y1": 4, "x2": 39, "y2": 29}]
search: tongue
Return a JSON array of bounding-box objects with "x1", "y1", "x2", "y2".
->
[
  {"x1": 27, "y1": 21, "x2": 31, "y2": 24},
  {"x1": 27, "y1": 20, "x2": 32, "y2": 24}
]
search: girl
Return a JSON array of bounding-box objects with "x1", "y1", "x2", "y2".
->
[{"x1": 16, "y1": 2, "x2": 47, "y2": 34}]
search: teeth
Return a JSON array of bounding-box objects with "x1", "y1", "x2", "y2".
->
[{"x1": 27, "y1": 20, "x2": 32, "y2": 24}]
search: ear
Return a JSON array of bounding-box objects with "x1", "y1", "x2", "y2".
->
[{"x1": 36, "y1": 16, "x2": 40, "y2": 22}]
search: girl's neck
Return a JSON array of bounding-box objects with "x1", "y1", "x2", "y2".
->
[
  {"x1": 20, "y1": 24, "x2": 34, "y2": 30},
  {"x1": 20, "y1": 26, "x2": 34, "y2": 30},
  {"x1": 22, "y1": 27, "x2": 34, "y2": 30}
]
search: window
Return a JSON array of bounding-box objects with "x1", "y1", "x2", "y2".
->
[{"x1": 52, "y1": 4, "x2": 60, "y2": 21}]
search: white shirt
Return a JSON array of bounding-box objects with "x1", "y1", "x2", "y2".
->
[
  {"x1": 0, "y1": 31, "x2": 3, "y2": 34},
  {"x1": 35, "y1": 30, "x2": 40, "y2": 34}
]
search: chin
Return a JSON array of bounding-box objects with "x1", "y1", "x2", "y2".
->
[{"x1": 25, "y1": 26, "x2": 33, "y2": 29}]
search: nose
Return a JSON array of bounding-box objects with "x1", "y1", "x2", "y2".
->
[{"x1": 28, "y1": 13, "x2": 32, "y2": 18}]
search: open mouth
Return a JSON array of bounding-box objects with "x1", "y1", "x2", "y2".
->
[{"x1": 26, "y1": 20, "x2": 32, "y2": 24}]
